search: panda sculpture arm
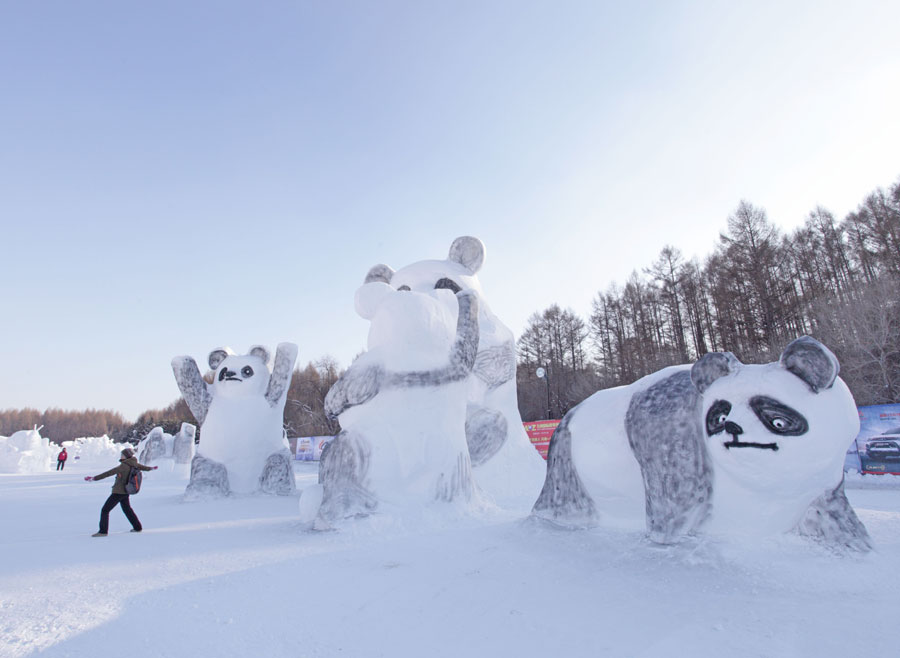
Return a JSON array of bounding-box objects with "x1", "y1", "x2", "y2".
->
[
  {"x1": 324, "y1": 364, "x2": 384, "y2": 419},
  {"x1": 171, "y1": 356, "x2": 213, "y2": 426},
  {"x1": 265, "y1": 342, "x2": 299, "y2": 408},
  {"x1": 387, "y1": 289, "x2": 479, "y2": 388},
  {"x1": 325, "y1": 290, "x2": 480, "y2": 419}
]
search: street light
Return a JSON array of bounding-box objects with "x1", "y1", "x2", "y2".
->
[{"x1": 536, "y1": 366, "x2": 551, "y2": 420}]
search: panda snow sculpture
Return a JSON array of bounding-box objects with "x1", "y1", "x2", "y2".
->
[
  {"x1": 299, "y1": 278, "x2": 480, "y2": 527},
  {"x1": 532, "y1": 336, "x2": 872, "y2": 551},
  {"x1": 171, "y1": 343, "x2": 298, "y2": 497},
  {"x1": 341, "y1": 236, "x2": 545, "y2": 507}
]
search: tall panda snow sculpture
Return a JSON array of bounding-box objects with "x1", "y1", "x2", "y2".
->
[
  {"x1": 533, "y1": 337, "x2": 871, "y2": 551},
  {"x1": 342, "y1": 237, "x2": 545, "y2": 508},
  {"x1": 172, "y1": 343, "x2": 298, "y2": 497},
  {"x1": 299, "y1": 279, "x2": 480, "y2": 528}
]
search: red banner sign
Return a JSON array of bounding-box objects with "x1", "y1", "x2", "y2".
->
[{"x1": 523, "y1": 420, "x2": 561, "y2": 460}]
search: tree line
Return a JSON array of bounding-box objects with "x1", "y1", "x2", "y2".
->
[
  {"x1": 0, "y1": 408, "x2": 130, "y2": 444},
  {"x1": 5, "y1": 175, "x2": 899, "y2": 438},
  {"x1": 517, "y1": 176, "x2": 900, "y2": 421}
]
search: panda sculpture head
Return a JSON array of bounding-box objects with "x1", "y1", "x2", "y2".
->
[
  {"x1": 353, "y1": 237, "x2": 485, "y2": 371},
  {"x1": 208, "y1": 346, "x2": 272, "y2": 399},
  {"x1": 691, "y1": 337, "x2": 858, "y2": 498}
]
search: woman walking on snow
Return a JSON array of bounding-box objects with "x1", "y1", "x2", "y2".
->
[
  {"x1": 84, "y1": 447, "x2": 156, "y2": 537},
  {"x1": 56, "y1": 447, "x2": 67, "y2": 471}
]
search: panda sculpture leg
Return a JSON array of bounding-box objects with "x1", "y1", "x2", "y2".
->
[
  {"x1": 625, "y1": 370, "x2": 713, "y2": 543},
  {"x1": 532, "y1": 416, "x2": 598, "y2": 525},
  {"x1": 315, "y1": 430, "x2": 377, "y2": 526},
  {"x1": 185, "y1": 454, "x2": 230, "y2": 499},
  {"x1": 259, "y1": 450, "x2": 296, "y2": 496},
  {"x1": 465, "y1": 405, "x2": 507, "y2": 467},
  {"x1": 798, "y1": 478, "x2": 872, "y2": 552}
]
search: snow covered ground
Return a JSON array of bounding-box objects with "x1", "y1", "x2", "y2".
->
[{"x1": 2, "y1": 461, "x2": 899, "y2": 658}]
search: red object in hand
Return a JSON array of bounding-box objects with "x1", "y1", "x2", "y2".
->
[
  {"x1": 84, "y1": 476, "x2": 93, "y2": 481},
  {"x1": 152, "y1": 466, "x2": 159, "y2": 470}
]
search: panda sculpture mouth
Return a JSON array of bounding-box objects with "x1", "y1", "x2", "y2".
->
[
  {"x1": 223, "y1": 376, "x2": 242, "y2": 382},
  {"x1": 723, "y1": 437, "x2": 779, "y2": 451}
]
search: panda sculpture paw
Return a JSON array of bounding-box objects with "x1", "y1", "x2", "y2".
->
[
  {"x1": 259, "y1": 451, "x2": 296, "y2": 496},
  {"x1": 185, "y1": 454, "x2": 230, "y2": 500}
]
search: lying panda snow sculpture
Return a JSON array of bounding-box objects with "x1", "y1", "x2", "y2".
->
[
  {"x1": 172, "y1": 343, "x2": 298, "y2": 497},
  {"x1": 532, "y1": 336, "x2": 871, "y2": 551},
  {"x1": 344, "y1": 236, "x2": 545, "y2": 508},
  {"x1": 299, "y1": 278, "x2": 480, "y2": 527}
]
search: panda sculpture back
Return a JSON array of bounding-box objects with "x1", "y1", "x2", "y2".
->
[
  {"x1": 533, "y1": 336, "x2": 871, "y2": 551},
  {"x1": 172, "y1": 343, "x2": 298, "y2": 497}
]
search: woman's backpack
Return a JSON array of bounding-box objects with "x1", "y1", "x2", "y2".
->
[{"x1": 125, "y1": 467, "x2": 143, "y2": 495}]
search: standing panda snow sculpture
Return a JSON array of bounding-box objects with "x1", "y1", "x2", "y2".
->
[
  {"x1": 171, "y1": 343, "x2": 298, "y2": 497},
  {"x1": 138, "y1": 426, "x2": 170, "y2": 464},
  {"x1": 336, "y1": 237, "x2": 545, "y2": 508},
  {"x1": 300, "y1": 277, "x2": 480, "y2": 527},
  {"x1": 533, "y1": 336, "x2": 871, "y2": 551}
]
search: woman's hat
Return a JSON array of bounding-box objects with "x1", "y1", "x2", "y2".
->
[{"x1": 121, "y1": 447, "x2": 135, "y2": 459}]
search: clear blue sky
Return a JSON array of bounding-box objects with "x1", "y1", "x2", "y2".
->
[{"x1": 2, "y1": 1, "x2": 899, "y2": 421}]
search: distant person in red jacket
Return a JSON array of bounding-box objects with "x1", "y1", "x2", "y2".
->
[
  {"x1": 56, "y1": 447, "x2": 68, "y2": 471},
  {"x1": 84, "y1": 447, "x2": 157, "y2": 537}
]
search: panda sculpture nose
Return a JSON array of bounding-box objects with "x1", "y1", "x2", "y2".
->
[{"x1": 724, "y1": 421, "x2": 743, "y2": 436}]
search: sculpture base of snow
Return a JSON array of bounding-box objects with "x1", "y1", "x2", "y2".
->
[
  {"x1": 343, "y1": 237, "x2": 545, "y2": 511},
  {"x1": 302, "y1": 285, "x2": 480, "y2": 528},
  {"x1": 171, "y1": 343, "x2": 298, "y2": 498},
  {"x1": 533, "y1": 337, "x2": 872, "y2": 552},
  {"x1": 0, "y1": 427, "x2": 55, "y2": 474}
]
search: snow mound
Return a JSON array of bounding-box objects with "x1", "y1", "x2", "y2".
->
[
  {"x1": 64, "y1": 435, "x2": 128, "y2": 469},
  {"x1": 0, "y1": 427, "x2": 55, "y2": 474}
]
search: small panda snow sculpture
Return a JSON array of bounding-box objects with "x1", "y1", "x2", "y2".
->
[
  {"x1": 533, "y1": 337, "x2": 871, "y2": 551},
  {"x1": 138, "y1": 427, "x2": 170, "y2": 464},
  {"x1": 338, "y1": 236, "x2": 545, "y2": 507},
  {"x1": 300, "y1": 278, "x2": 480, "y2": 527},
  {"x1": 172, "y1": 343, "x2": 298, "y2": 497},
  {"x1": 172, "y1": 422, "x2": 196, "y2": 465}
]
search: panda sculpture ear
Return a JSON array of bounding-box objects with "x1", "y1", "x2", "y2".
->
[
  {"x1": 364, "y1": 264, "x2": 395, "y2": 285},
  {"x1": 249, "y1": 345, "x2": 272, "y2": 365},
  {"x1": 780, "y1": 336, "x2": 839, "y2": 393},
  {"x1": 448, "y1": 236, "x2": 485, "y2": 274},
  {"x1": 691, "y1": 351, "x2": 741, "y2": 393},
  {"x1": 208, "y1": 347, "x2": 234, "y2": 370}
]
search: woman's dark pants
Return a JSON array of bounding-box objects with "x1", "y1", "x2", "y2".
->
[{"x1": 99, "y1": 494, "x2": 142, "y2": 533}]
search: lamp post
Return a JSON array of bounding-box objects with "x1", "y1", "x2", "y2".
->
[{"x1": 536, "y1": 366, "x2": 551, "y2": 420}]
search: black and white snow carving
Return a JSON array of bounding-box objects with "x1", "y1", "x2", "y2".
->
[
  {"x1": 299, "y1": 283, "x2": 481, "y2": 528},
  {"x1": 138, "y1": 423, "x2": 196, "y2": 466},
  {"x1": 172, "y1": 422, "x2": 196, "y2": 464},
  {"x1": 533, "y1": 336, "x2": 872, "y2": 551},
  {"x1": 171, "y1": 343, "x2": 298, "y2": 498},
  {"x1": 138, "y1": 427, "x2": 169, "y2": 464},
  {"x1": 332, "y1": 236, "x2": 545, "y2": 507}
]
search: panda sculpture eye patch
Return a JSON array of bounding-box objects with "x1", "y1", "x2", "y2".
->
[
  {"x1": 748, "y1": 396, "x2": 809, "y2": 436},
  {"x1": 705, "y1": 400, "x2": 732, "y2": 435},
  {"x1": 434, "y1": 278, "x2": 462, "y2": 294}
]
